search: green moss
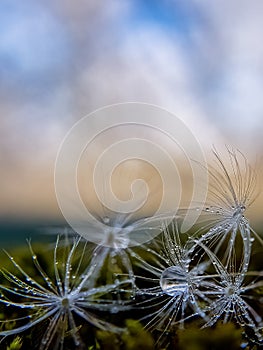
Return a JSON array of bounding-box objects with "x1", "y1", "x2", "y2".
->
[
  {"x1": 95, "y1": 320, "x2": 154, "y2": 350},
  {"x1": 121, "y1": 320, "x2": 154, "y2": 350},
  {"x1": 6, "y1": 336, "x2": 23, "y2": 350},
  {"x1": 95, "y1": 330, "x2": 121, "y2": 350},
  {"x1": 176, "y1": 323, "x2": 243, "y2": 350}
]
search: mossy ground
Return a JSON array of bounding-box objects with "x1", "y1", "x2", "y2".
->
[{"x1": 0, "y1": 240, "x2": 262, "y2": 350}]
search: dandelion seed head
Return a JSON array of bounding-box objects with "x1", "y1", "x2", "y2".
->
[
  {"x1": 100, "y1": 222, "x2": 131, "y2": 250},
  {"x1": 191, "y1": 148, "x2": 263, "y2": 269},
  {"x1": 61, "y1": 296, "x2": 70, "y2": 308},
  {"x1": 133, "y1": 220, "x2": 213, "y2": 343},
  {"x1": 224, "y1": 285, "x2": 239, "y2": 297},
  {"x1": 0, "y1": 237, "x2": 126, "y2": 349}
]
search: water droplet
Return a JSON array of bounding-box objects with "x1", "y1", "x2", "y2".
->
[
  {"x1": 160, "y1": 265, "x2": 188, "y2": 297},
  {"x1": 110, "y1": 306, "x2": 119, "y2": 314}
]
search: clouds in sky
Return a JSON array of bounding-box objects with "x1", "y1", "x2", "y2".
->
[{"x1": 1, "y1": 0, "x2": 263, "y2": 219}]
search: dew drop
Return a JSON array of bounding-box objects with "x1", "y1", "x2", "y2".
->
[
  {"x1": 110, "y1": 306, "x2": 119, "y2": 314},
  {"x1": 160, "y1": 265, "x2": 188, "y2": 297}
]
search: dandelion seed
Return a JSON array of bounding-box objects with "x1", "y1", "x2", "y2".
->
[
  {"x1": 192, "y1": 147, "x2": 261, "y2": 268},
  {"x1": 94, "y1": 212, "x2": 175, "y2": 286},
  {"x1": 0, "y1": 236, "x2": 129, "y2": 350},
  {"x1": 132, "y1": 220, "x2": 212, "y2": 345},
  {"x1": 197, "y1": 241, "x2": 263, "y2": 343},
  {"x1": 54, "y1": 209, "x2": 174, "y2": 294}
]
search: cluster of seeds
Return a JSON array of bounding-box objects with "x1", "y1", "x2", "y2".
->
[{"x1": 0, "y1": 148, "x2": 262, "y2": 349}]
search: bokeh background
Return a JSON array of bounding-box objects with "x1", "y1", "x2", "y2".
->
[{"x1": 1, "y1": 0, "x2": 263, "y2": 245}]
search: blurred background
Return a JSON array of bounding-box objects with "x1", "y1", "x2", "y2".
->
[{"x1": 1, "y1": 0, "x2": 263, "y2": 245}]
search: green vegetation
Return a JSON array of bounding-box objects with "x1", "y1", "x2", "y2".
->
[{"x1": 0, "y1": 239, "x2": 262, "y2": 349}]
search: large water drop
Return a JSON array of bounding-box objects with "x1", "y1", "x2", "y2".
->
[{"x1": 160, "y1": 265, "x2": 188, "y2": 297}]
